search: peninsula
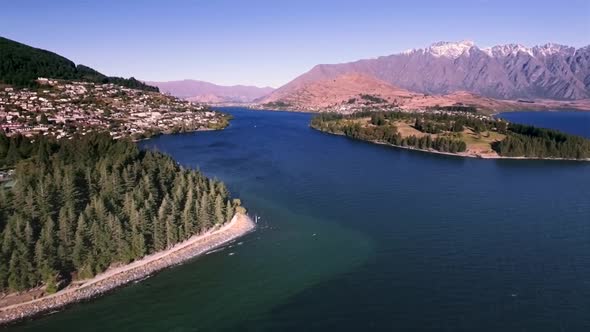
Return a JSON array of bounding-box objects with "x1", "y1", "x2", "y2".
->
[
  {"x1": 310, "y1": 110, "x2": 590, "y2": 160},
  {"x1": 0, "y1": 132, "x2": 254, "y2": 325}
]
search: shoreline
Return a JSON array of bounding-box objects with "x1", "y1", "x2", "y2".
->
[
  {"x1": 0, "y1": 213, "x2": 256, "y2": 326},
  {"x1": 313, "y1": 127, "x2": 590, "y2": 162},
  {"x1": 131, "y1": 125, "x2": 228, "y2": 143},
  {"x1": 251, "y1": 103, "x2": 590, "y2": 114}
]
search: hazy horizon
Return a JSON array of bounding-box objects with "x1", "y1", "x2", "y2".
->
[{"x1": 1, "y1": 0, "x2": 589, "y2": 88}]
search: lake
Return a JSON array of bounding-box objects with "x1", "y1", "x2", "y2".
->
[
  {"x1": 7, "y1": 109, "x2": 590, "y2": 331},
  {"x1": 498, "y1": 111, "x2": 590, "y2": 138}
]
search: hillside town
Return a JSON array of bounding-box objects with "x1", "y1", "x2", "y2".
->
[{"x1": 0, "y1": 78, "x2": 228, "y2": 140}]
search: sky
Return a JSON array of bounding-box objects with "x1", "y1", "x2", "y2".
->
[{"x1": 1, "y1": 0, "x2": 589, "y2": 88}]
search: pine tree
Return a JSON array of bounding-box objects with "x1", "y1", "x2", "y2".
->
[
  {"x1": 155, "y1": 196, "x2": 171, "y2": 251},
  {"x1": 4, "y1": 140, "x2": 21, "y2": 166},
  {"x1": 215, "y1": 194, "x2": 224, "y2": 225},
  {"x1": 225, "y1": 200, "x2": 234, "y2": 223},
  {"x1": 8, "y1": 252, "x2": 22, "y2": 291},
  {"x1": 131, "y1": 221, "x2": 147, "y2": 259},
  {"x1": 72, "y1": 214, "x2": 88, "y2": 270},
  {"x1": 198, "y1": 194, "x2": 210, "y2": 230},
  {"x1": 37, "y1": 136, "x2": 50, "y2": 164},
  {"x1": 165, "y1": 215, "x2": 178, "y2": 248},
  {"x1": 182, "y1": 189, "x2": 195, "y2": 239}
]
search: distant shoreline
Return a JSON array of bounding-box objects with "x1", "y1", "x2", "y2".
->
[
  {"x1": 313, "y1": 128, "x2": 590, "y2": 162},
  {"x1": 0, "y1": 213, "x2": 256, "y2": 326},
  {"x1": 250, "y1": 103, "x2": 590, "y2": 114},
  {"x1": 131, "y1": 126, "x2": 223, "y2": 142}
]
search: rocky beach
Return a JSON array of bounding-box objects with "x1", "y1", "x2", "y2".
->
[{"x1": 0, "y1": 213, "x2": 256, "y2": 326}]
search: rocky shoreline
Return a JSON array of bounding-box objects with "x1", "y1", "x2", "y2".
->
[{"x1": 0, "y1": 213, "x2": 255, "y2": 326}]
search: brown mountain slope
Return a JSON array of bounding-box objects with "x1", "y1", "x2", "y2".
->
[
  {"x1": 260, "y1": 74, "x2": 417, "y2": 110},
  {"x1": 259, "y1": 73, "x2": 590, "y2": 113}
]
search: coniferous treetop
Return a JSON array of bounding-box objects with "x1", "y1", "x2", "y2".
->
[{"x1": 0, "y1": 133, "x2": 241, "y2": 293}]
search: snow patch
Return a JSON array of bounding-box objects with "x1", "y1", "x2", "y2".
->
[
  {"x1": 532, "y1": 43, "x2": 573, "y2": 56},
  {"x1": 398, "y1": 40, "x2": 579, "y2": 60},
  {"x1": 486, "y1": 44, "x2": 533, "y2": 57},
  {"x1": 427, "y1": 40, "x2": 476, "y2": 58}
]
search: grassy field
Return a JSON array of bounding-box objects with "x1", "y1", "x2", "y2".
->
[
  {"x1": 458, "y1": 129, "x2": 505, "y2": 155},
  {"x1": 340, "y1": 117, "x2": 505, "y2": 156},
  {"x1": 393, "y1": 121, "x2": 429, "y2": 138}
]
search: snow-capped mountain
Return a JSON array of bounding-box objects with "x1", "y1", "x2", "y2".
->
[
  {"x1": 411, "y1": 40, "x2": 477, "y2": 58},
  {"x1": 270, "y1": 41, "x2": 590, "y2": 100}
]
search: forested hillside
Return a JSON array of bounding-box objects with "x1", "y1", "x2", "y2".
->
[
  {"x1": 0, "y1": 36, "x2": 158, "y2": 92},
  {"x1": 0, "y1": 133, "x2": 241, "y2": 293}
]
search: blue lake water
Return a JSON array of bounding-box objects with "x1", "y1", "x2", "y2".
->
[
  {"x1": 8, "y1": 109, "x2": 590, "y2": 331},
  {"x1": 498, "y1": 111, "x2": 590, "y2": 138}
]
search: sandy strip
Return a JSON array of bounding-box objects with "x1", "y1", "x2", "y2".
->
[{"x1": 0, "y1": 213, "x2": 256, "y2": 325}]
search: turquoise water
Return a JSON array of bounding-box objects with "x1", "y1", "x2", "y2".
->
[{"x1": 7, "y1": 109, "x2": 590, "y2": 331}]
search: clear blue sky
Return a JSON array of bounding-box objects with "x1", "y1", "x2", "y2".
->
[{"x1": 1, "y1": 0, "x2": 588, "y2": 87}]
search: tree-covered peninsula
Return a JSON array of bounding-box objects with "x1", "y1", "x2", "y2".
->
[
  {"x1": 0, "y1": 133, "x2": 242, "y2": 293},
  {"x1": 311, "y1": 111, "x2": 590, "y2": 160}
]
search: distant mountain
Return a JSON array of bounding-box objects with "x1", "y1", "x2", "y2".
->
[
  {"x1": 271, "y1": 40, "x2": 590, "y2": 101},
  {"x1": 261, "y1": 73, "x2": 416, "y2": 110},
  {"x1": 145, "y1": 80, "x2": 274, "y2": 104},
  {"x1": 259, "y1": 73, "x2": 590, "y2": 113},
  {"x1": 0, "y1": 36, "x2": 158, "y2": 92}
]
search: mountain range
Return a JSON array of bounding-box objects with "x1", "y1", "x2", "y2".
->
[
  {"x1": 262, "y1": 41, "x2": 590, "y2": 107},
  {"x1": 145, "y1": 80, "x2": 274, "y2": 104},
  {"x1": 259, "y1": 73, "x2": 590, "y2": 113}
]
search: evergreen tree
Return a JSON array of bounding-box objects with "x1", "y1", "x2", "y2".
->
[
  {"x1": 198, "y1": 194, "x2": 211, "y2": 230},
  {"x1": 182, "y1": 189, "x2": 195, "y2": 239},
  {"x1": 0, "y1": 133, "x2": 239, "y2": 292},
  {"x1": 215, "y1": 194, "x2": 225, "y2": 225},
  {"x1": 225, "y1": 200, "x2": 234, "y2": 223},
  {"x1": 72, "y1": 214, "x2": 88, "y2": 271}
]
